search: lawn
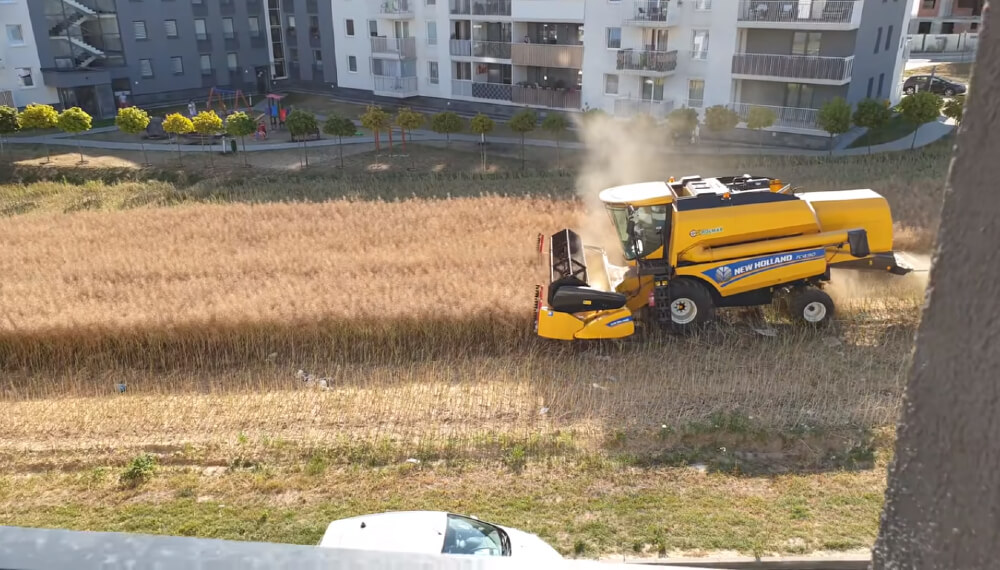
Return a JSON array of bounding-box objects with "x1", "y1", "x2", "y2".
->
[{"x1": 848, "y1": 115, "x2": 919, "y2": 149}]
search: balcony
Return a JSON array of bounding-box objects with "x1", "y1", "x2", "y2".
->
[
  {"x1": 737, "y1": 1, "x2": 863, "y2": 30},
  {"x1": 378, "y1": 0, "x2": 414, "y2": 19},
  {"x1": 511, "y1": 85, "x2": 581, "y2": 109},
  {"x1": 371, "y1": 36, "x2": 417, "y2": 58},
  {"x1": 616, "y1": 49, "x2": 677, "y2": 76},
  {"x1": 731, "y1": 53, "x2": 854, "y2": 84},
  {"x1": 731, "y1": 102, "x2": 821, "y2": 131},
  {"x1": 624, "y1": 1, "x2": 679, "y2": 27},
  {"x1": 451, "y1": 79, "x2": 513, "y2": 101},
  {"x1": 511, "y1": 43, "x2": 583, "y2": 69},
  {"x1": 614, "y1": 97, "x2": 675, "y2": 119},
  {"x1": 450, "y1": 39, "x2": 512, "y2": 58},
  {"x1": 449, "y1": 0, "x2": 512, "y2": 17},
  {"x1": 373, "y1": 75, "x2": 418, "y2": 97}
]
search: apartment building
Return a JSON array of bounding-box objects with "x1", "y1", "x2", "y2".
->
[
  {"x1": 1, "y1": 0, "x2": 60, "y2": 108},
  {"x1": 12, "y1": 0, "x2": 335, "y2": 118},
  {"x1": 910, "y1": 0, "x2": 982, "y2": 34},
  {"x1": 332, "y1": 0, "x2": 910, "y2": 140}
]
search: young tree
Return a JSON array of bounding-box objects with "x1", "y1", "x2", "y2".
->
[
  {"x1": 469, "y1": 112, "x2": 495, "y2": 172},
  {"x1": 943, "y1": 95, "x2": 965, "y2": 124},
  {"x1": 541, "y1": 112, "x2": 570, "y2": 170},
  {"x1": 666, "y1": 107, "x2": 698, "y2": 145},
  {"x1": 360, "y1": 105, "x2": 391, "y2": 153},
  {"x1": 115, "y1": 106, "x2": 151, "y2": 165},
  {"x1": 19, "y1": 103, "x2": 59, "y2": 163},
  {"x1": 0, "y1": 105, "x2": 20, "y2": 158},
  {"x1": 702, "y1": 105, "x2": 739, "y2": 135},
  {"x1": 191, "y1": 109, "x2": 223, "y2": 165},
  {"x1": 817, "y1": 97, "x2": 852, "y2": 156},
  {"x1": 852, "y1": 98, "x2": 892, "y2": 155},
  {"x1": 745, "y1": 106, "x2": 777, "y2": 148},
  {"x1": 507, "y1": 108, "x2": 537, "y2": 170},
  {"x1": 897, "y1": 91, "x2": 943, "y2": 149},
  {"x1": 224, "y1": 111, "x2": 257, "y2": 166},
  {"x1": 56, "y1": 106, "x2": 92, "y2": 164},
  {"x1": 394, "y1": 107, "x2": 424, "y2": 152},
  {"x1": 163, "y1": 112, "x2": 194, "y2": 161},
  {"x1": 323, "y1": 115, "x2": 357, "y2": 168},
  {"x1": 285, "y1": 109, "x2": 318, "y2": 167},
  {"x1": 430, "y1": 111, "x2": 463, "y2": 147}
]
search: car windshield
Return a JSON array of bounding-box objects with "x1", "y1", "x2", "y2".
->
[
  {"x1": 607, "y1": 205, "x2": 668, "y2": 260},
  {"x1": 442, "y1": 515, "x2": 510, "y2": 556}
]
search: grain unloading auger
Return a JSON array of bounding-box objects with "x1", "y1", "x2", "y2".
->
[{"x1": 534, "y1": 174, "x2": 915, "y2": 340}]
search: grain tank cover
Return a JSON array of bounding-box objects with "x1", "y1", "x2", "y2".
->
[{"x1": 599, "y1": 182, "x2": 675, "y2": 206}]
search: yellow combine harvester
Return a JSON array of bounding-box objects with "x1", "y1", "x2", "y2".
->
[{"x1": 534, "y1": 174, "x2": 913, "y2": 340}]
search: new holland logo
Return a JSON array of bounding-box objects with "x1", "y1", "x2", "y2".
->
[{"x1": 715, "y1": 265, "x2": 733, "y2": 283}]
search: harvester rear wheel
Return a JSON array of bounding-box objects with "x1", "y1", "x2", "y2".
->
[
  {"x1": 656, "y1": 278, "x2": 716, "y2": 334},
  {"x1": 788, "y1": 287, "x2": 835, "y2": 326}
]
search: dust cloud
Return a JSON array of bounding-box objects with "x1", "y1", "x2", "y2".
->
[{"x1": 826, "y1": 252, "x2": 932, "y2": 306}]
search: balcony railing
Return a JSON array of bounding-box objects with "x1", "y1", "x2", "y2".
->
[
  {"x1": 731, "y1": 53, "x2": 854, "y2": 82},
  {"x1": 624, "y1": 1, "x2": 678, "y2": 27},
  {"x1": 511, "y1": 43, "x2": 583, "y2": 68},
  {"x1": 614, "y1": 97, "x2": 675, "y2": 119},
  {"x1": 449, "y1": 0, "x2": 512, "y2": 16},
  {"x1": 451, "y1": 40, "x2": 511, "y2": 58},
  {"x1": 616, "y1": 49, "x2": 678, "y2": 74},
  {"x1": 731, "y1": 102, "x2": 820, "y2": 130},
  {"x1": 737, "y1": 1, "x2": 861, "y2": 26},
  {"x1": 373, "y1": 75, "x2": 418, "y2": 95},
  {"x1": 378, "y1": 0, "x2": 414, "y2": 17},
  {"x1": 371, "y1": 36, "x2": 417, "y2": 58},
  {"x1": 451, "y1": 79, "x2": 512, "y2": 100},
  {"x1": 511, "y1": 85, "x2": 581, "y2": 109}
]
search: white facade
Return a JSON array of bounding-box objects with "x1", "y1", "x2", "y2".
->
[
  {"x1": 330, "y1": 0, "x2": 907, "y2": 134},
  {"x1": 0, "y1": 0, "x2": 58, "y2": 108}
]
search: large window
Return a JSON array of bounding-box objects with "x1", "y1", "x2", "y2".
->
[
  {"x1": 200, "y1": 54, "x2": 213, "y2": 74},
  {"x1": 139, "y1": 59, "x2": 154, "y2": 77},
  {"x1": 691, "y1": 30, "x2": 709, "y2": 59},
  {"x1": 427, "y1": 21, "x2": 437, "y2": 45},
  {"x1": 6, "y1": 24, "x2": 25, "y2": 46},
  {"x1": 429, "y1": 61, "x2": 439, "y2": 84},
  {"x1": 195, "y1": 19, "x2": 207, "y2": 40},
  {"x1": 133, "y1": 21, "x2": 148, "y2": 40},
  {"x1": 164, "y1": 20, "x2": 178, "y2": 38},
  {"x1": 784, "y1": 83, "x2": 814, "y2": 108},
  {"x1": 687, "y1": 79, "x2": 705, "y2": 107},
  {"x1": 606, "y1": 27, "x2": 621, "y2": 49},
  {"x1": 249, "y1": 17, "x2": 261, "y2": 37},
  {"x1": 346, "y1": 19, "x2": 355, "y2": 36},
  {"x1": 223, "y1": 18, "x2": 235, "y2": 39},
  {"x1": 604, "y1": 74, "x2": 619, "y2": 95},
  {"x1": 348, "y1": 55, "x2": 357, "y2": 72},
  {"x1": 15, "y1": 67, "x2": 33, "y2": 88},
  {"x1": 227, "y1": 52, "x2": 238, "y2": 71},
  {"x1": 171, "y1": 56, "x2": 184, "y2": 74},
  {"x1": 791, "y1": 32, "x2": 820, "y2": 55}
]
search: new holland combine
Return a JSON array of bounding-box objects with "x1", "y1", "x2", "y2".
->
[{"x1": 534, "y1": 174, "x2": 913, "y2": 341}]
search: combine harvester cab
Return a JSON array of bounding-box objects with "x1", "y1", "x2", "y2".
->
[{"x1": 535, "y1": 175, "x2": 914, "y2": 341}]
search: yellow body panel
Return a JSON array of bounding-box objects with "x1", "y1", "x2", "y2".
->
[
  {"x1": 536, "y1": 306, "x2": 635, "y2": 340},
  {"x1": 799, "y1": 190, "x2": 894, "y2": 253}
]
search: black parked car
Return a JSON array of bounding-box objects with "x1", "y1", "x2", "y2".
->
[{"x1": 903, "y1": 75, "x2": 967, "y2": 96}]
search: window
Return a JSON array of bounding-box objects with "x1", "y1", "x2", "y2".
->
[
  {"x1": 133, "y1": 20, "x2": 148, "y2": 40},
  {"x1": 200, "y1": 54, "x2": 212, "y2": 74},
  {"x1": 348, "y1": 55, "x2": 357, "y2": 72},
  {"x1": 429, "y1": 61, "x2": 439, "y2": 84},
  {"x1": 346, "y1": 19, "x2": 355, "y2": 36},
  {"x1": 227, "y1": 52, "x2": 238, "y2": 70},
  {"x1": 867, "y1": 76, "x2": 874, "y2": 98},
  {"x1": 195, "y1": 19, "x2": 207, "y2": 40},
  {"x1": 249, "y1": 17, "x2": 261, "y2": 37},
  {"x1": 885, "y1": 25, "x2": 893, "y2": 51},
  {"x1": 604, "y1": 73, "x2": 618, "y2": 95},
  {"x1": 606, "y1": 27, "x2": 621, "y2": 49},
  {"x1": 222, "y1": 18, "x2": 235, "y2": 39},
  {"x1": 971, "y1": 22, "x2": 979, "y2": 31},
  {"x1": 792, "y1": 32, "x2": 821, "y2": 55},
  {"x1": 874, "y1": 26, "x2": 882, "y2": 53},
  {"x1": 309, "y1": 15, "x2": 320, "y2": 35},
  {"x1": 427, "y1": 21, "x2": 437, "y2": 45},
  {"x1": 784, "y1": 83, "x2": 814, "y2": 108},
  {"x1": 922, "y1": 0, "x2": 935, "y2": 8},
  {"x1": 369, "y1": 20, "x2": 378, "y2": 37},
  {"x1": 917, "y1": 21, "x2": 932, "y2": 33},
  {"x1": 6, "y1": 24, "x2": 24, "y2": 46},
  {"x1": 171, "y1": 56, "x2": 184, "y2": 74},
  {"x1": 287, "y1": 15, "x2": 297, "y2": 30},
  {"x1": 691, "y1": 30, "x2": 709, "y2": 59},
  {"x1": 877, "y1": 73, "x2": 885, "y2": 98},
  {"x1": 941, "y1": 22, "x2": 955, "y2": 33},
  {"x1": 695, "y1": 0, "x2": 711, "y2": 9},
  {"x1": 164, "y1": 20, "x2": 178, "y2": 38},
  {"x1": 290, "y1": 46, "x2": 299, "y2": 62},
  {"x1": 687, "y1": 79, "x2": 705, "y2": 107},
  {"x1": 427, "y1": 0, "x2": 436, "y2": 4},
  {"x1": 139, "y1": 58, "x2": 153, "y2": 77},
  {"x1": 15, "y1": 67, "x2": 33, "y2": 88},
  {"x1": 314, "y1": 49, "x2": 323, "y2": 64}
]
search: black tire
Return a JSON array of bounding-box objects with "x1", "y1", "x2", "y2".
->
[
  {"x1": 904, "y1": 86, "x2": 915, "y2": 95},
  {"x1": 788, "y1": 287, "x2": 834, "y2": 326},
  {"x1": 945, "y1": 88, "x2": 955, "y2": 97},
  {"x1": 655, "y1": 278, "x2": 716, "y2": 333}
]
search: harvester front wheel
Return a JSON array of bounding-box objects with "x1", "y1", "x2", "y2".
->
[
  {"x1": 788, "y1": 287, "x2": 834, "y2": 326},
  {"x1": 656, "y1": 278, "x2": 716, "y2": 334}
]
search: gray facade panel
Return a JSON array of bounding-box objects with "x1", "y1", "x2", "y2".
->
[
  {"x1": 744, "y1": 29, "x2": 858, "y2": 58},
  {"x1": 847, "y1": 0, "x2": 909, "y2": 104}
]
